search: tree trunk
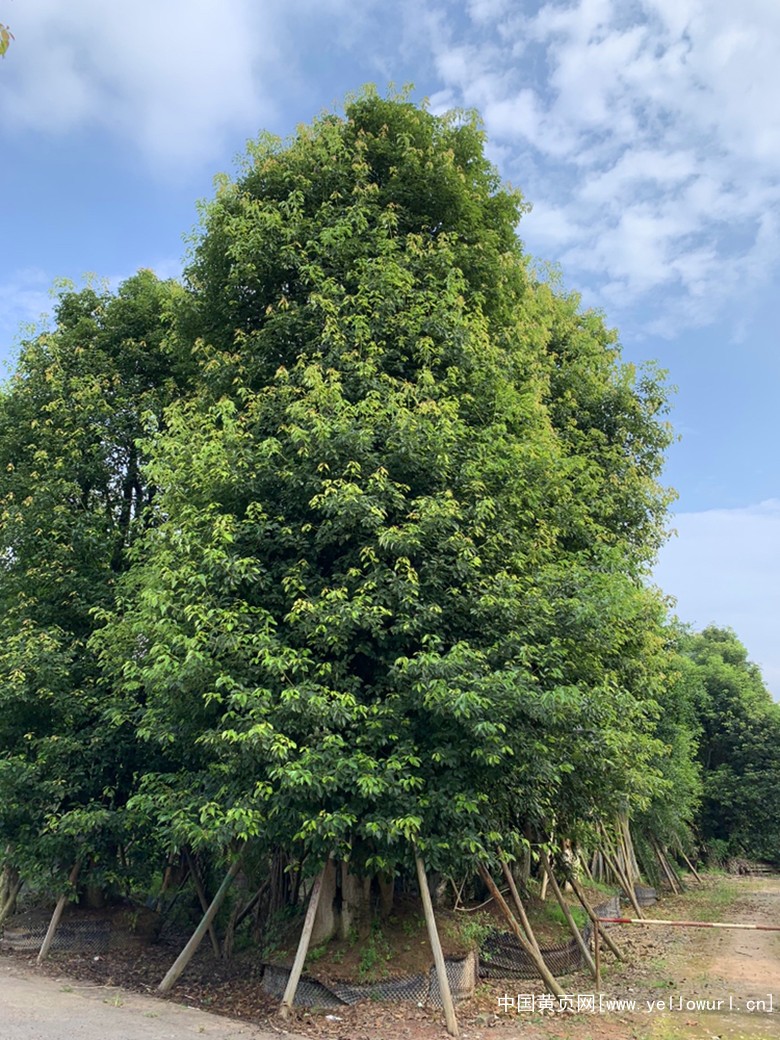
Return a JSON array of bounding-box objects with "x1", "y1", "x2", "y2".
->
[
  {"x1": 310, "y1": 857, "x2": 338, "y2": 945},
  {"x1": 0, "y1": 876, "x2": 22, "y2": 927},
  {"x1": 600, "y1": 845, "x2": 645, "y2": 919},
  {"x1": 340, "y1": 861, "x2": 372, "y2": 940}
]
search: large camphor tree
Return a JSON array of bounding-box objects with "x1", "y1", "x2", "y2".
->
[{"x1": 101, "y1": 91, "x2": 675, "y2": 925}]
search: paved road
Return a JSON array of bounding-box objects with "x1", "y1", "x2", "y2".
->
[{"x1": 0, "y1": 963, "x2": 306, "y2": 1040}]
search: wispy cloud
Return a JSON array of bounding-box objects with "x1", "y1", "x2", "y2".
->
[
  {"x1": 419, "y1": 0, "x2": 780, "y2": 333},
  {"x1": 654, "y1": 500, "x2": 780, "y2": 697},
  {"x1": 0, "y1": 0, "x2": 291, "y2": 168}
]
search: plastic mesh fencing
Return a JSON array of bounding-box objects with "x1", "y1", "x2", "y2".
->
[
  {"x1": 259, "y1": 889, "x2": 656, "y2": 1006},
  {"x1": 479, "y1": 894, "x2": 621, "y2": 980},
  {"x1": 260, "y1": 951, "x2": 479, "y2": 1008},
  {"x1": 2, "y1": 883, "x2": 657, "y2": 1008},
  {"x1": 1, "y1": 919, "x2": 111, "y2": 955}
]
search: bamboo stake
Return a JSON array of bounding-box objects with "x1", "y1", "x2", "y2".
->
[
  {"x1": 664, "y1": 847, "x2": 686, "y2": 892},
  {"x1": 679, "y1": 849, "x2": 703, "y2": 884},
  {"x1": 184, "y1": 850, "x2": 221, "y2": 958},
  {"x1": 538, "y1": 850, "x2": 597, "y2": 980},
  {"x1": 600, "y1": 845, "x2": 645, "y2": 919},
  {"x1": 159, "y1": 856, "x2": 242, "y2": 994},
  {"x1": 279, "y1": 861, "x2": 328, "y2": 1021},
  {"x1": 37, "y1": 861, "x2": 81, "y2": 964},
  {"x1": 499, "y1": 856, "x2": 542, "y2": 957},
  {"x1": 652, "y1": 839, "x2": 680, "y2": 894},
  {"x1": 416, "y1": 853, "x2": 459, "y2": 1038},
  {"x1": 478, "y1": 865, "x2": 564, "y2": 999},
  {"x1": 567, "y1": 872, "x2": 623, "y2": 960},
  {"x1": 600, "y1": 916, "x2": 780, "y2": 932},
  {"x1": 593, "y1": 915, "x2": 601, "y2": 990}
]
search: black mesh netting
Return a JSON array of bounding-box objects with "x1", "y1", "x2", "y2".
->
[
  {"x1": 2, "y1": 884, "x2": 656, "y2": 1008},
  {"x1": 261, "y1": 888, "x2": 656, "y2": 1007},
  {"x1": 479, "y1": 894, "x2": 621, "y2": 980},
  {"x1": 260, "y1": 951, "x2": 479, "y2": 1008},
  {"x1": 1, "y1": 919, "x2": 111, "y2": 955}
]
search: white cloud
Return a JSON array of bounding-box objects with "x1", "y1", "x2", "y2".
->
[
  {"x1": 654, "y1": 501, "x2": 780, "y2": 697},
  {"x1": 421, "y1": 0, "x2": 780, "y2": 333},
  {"x1": 0, "y1": 1, "x2": 294, "y2": 168}
]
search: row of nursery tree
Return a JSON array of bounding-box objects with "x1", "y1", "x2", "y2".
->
[{"x1": 1, "y1": 92, "x2": 778, "y2": 939}]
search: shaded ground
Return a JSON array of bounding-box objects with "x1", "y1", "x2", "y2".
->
[
  {"x1": 0, "y1": 961, "x2": 306, "y2": 1040},
  {"x1": 1, "y1": 874, "x2": 777, "y2": 1040}
]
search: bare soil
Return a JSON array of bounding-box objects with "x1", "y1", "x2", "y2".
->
[{"x1": 1, "y1": 874, "x2": 777, "y2": 1040}]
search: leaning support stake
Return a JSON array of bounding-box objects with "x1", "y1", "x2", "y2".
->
[
  {"x1": 416, "y1": 852, "x2": 460, "y2": 1038},
  {"x1": 567, "y1": 872, "x2": 623, "y2": 961},
  {"x1": 279, "y1": 861, "x2": 329, "y2": 1020},
  {"x1": 679, "y1": 849, "x2": 703, "y2": 884},
  {"x1": 499, "y1": 855, "x2": 544, "y2": 957},
  {"x1": 158, "y1": 855, "x2": 242, "y2": 994},
  {"x1": 37, "y1": 860, "x2": 81, "y2": 964},
  {"x1": 600, "y1": 844, "x2": 645, "y2": 919},
  {"x1": 539, "y1": 849, "x2": 597, "y2": 980},
  {"x1": 184, "y1": 849, "x2": 221, "y2": 958},
  {"x1": 478, "y1": 864, "x2": 564, "y2": 999}
]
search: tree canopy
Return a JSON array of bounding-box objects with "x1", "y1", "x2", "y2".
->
[
  {"x1": 0, "y1": 270, "x2": 188, "y2": 888},
  {"x1": 0, "y1": 91, "x2": 775, "y2": 932},
  {"x1": 98, "y1": 92, "x2": 676, "y2": 878}
]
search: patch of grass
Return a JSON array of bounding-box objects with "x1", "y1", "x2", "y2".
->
[
  {"x1": 358, "y1": 921, "x2": 393, "y2": 982},
  {"x1": 307, "y1": 942, "x2": 329, "y2": 963}
]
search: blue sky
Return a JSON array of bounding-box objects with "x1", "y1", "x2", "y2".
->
[{"x1": 1, "y1": 0, "x2": 778, "y2": 691}]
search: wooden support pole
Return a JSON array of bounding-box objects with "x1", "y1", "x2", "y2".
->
[
  {"x1": 600, "y1": 916, "x2": 780, "y2": 932},
  {"x1": 279, "y1": 862, "x2": 328, "y2": 1021},
  {"x1": 652, "y1": 839, "x2": 680, "y2": 895},
  {"x1": 567, "y1": 872, "x2": 623, "y2": 961},
  {"x1": 184, "y1": 850, "x2": 221, "y2": 958},
  {"x1": 37, "y1": 861, "x2": 81, "y2": 964},
  {"x1": 478, "y1": 865, "x2": 564, "y2": 999},
  {"x1": 600, "y1": 844, "x2": 645, "y2": 919},
  {"x1": 664, "y1": 847, "x2": 686, "y2": 892},
  {"x1": 416, "y1": 853, "x2": 459, "y2": 1038},
  {"x1": 594, "y1": 915, "x2": 601, "y2": 991},
  {"x1": 159, "y1": 856, "x2": 242, "y2": 994},
  {"x1": 538, "y1": 850, "x2": 597, "y2": 980},
  {"x1": 680, "y1": 849, "x2": 703, "y2": 884},
  {"x1": 499, "y1": 856, "x2": 543, "y2": 957}
]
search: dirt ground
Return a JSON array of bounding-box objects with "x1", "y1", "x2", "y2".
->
[
  {"x1": 1, "y1": 874, "x2": 777, "y2": 1040},
  {"x1": 0, "y1": 961, "x2": 307, "y2": 1040}
]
